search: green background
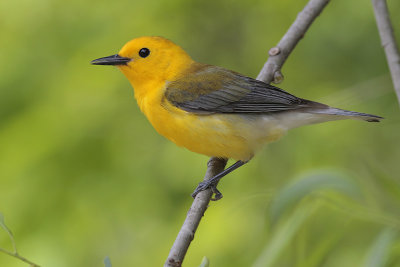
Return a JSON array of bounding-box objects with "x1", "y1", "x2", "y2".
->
[{"x1": 1, "y1": 0, "x2": 400, "y2": 266}]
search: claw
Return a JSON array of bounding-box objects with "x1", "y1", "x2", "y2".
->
[
  {"x1": 191, "y1": 160, "x2": 248, "y2": 200},
  {"x1": 191, "y1": 180, "x2": 224, "y2": 200},
  {"x1": 210, "y1": 185, "x2": 223, "y2": 201},
  {"x1": 191, "y1": 180, "x2": 212, "y2": 198}
]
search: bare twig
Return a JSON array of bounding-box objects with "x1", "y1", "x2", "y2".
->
[
  {"x1": 0, "y1": 248, "x2": 40, "y2": 267},
  {"x1": 371, "y1": 0, "x2": 400, "y2": 104},
  {"x1": 0, "y1": 212, "x2": 40, "y2": 266},
  {"x1": 165, "y1": 157, "x2": 227, "y2": 267},
  {"x1": 164, "y1": 0, "x2": 331, "y2": 266},
  {"x1": 257, "y1": 0, "x2": 330, "y2": 84}
]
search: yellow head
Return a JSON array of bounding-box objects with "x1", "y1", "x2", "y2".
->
[{"x1": 91, "y1": 36, "x2": 194, "y2": 94}]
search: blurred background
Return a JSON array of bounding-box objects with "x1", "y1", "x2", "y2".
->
[{"x1": 1, "y1": 0, "x2": 400, "y2": 266}]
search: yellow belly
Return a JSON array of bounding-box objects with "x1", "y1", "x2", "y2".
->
[{"x1": 140, "y1": 92, "x2": 286, "y2": 161}]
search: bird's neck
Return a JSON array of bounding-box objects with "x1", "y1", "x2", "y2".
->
[{"x1": 128, "y1": 57, "x2": 195, "y2": 110}]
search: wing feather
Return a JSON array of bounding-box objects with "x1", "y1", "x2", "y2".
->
[{"x1": 164, "y1": 64, "x2": 325, "y2": 114}]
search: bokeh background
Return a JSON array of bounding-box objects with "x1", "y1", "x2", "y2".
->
[{"x1": 1, "y1": 0, "x2": 400, "y2": 266}]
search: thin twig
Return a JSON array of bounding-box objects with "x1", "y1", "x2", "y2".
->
[
  {"x1": 257, "y1": 0, "x2": 330, "y2": 84},
  {"x1": 0, "y1": 248, "x2": 40, "y2": 267},
  {"x1": 165, "y1": 157, "x2": 227, "y2": 267},
  {"x1": 371, "y1": 0, "x2": 400, "y2": 104},
  {"x1": 164, "y1": 0, "x2": 331, "y2": 266}
]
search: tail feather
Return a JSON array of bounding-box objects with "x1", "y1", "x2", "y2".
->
[{"x1": 308, "y1": 107, "x2": 383, "y2": 122}]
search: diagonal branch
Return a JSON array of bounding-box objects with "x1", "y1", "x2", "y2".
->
[
  {"x1": 165, "y1": 157, "x2": 227, "y2": 267},
  {"x1": 257, "y1": 0, "x2": 330, "y2": 84},
  {"x1": 0, "y1": 248, "x2": 40, "y2": 267},
  {"x1": 164, "y1": 0, "x2": 330, "y2": 266},
  {"x1": 371, "y1": 0, "x2": 400, "y2": 105}
]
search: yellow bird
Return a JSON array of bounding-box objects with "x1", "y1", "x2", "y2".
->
[{"x1": 91, "y1": 36, "x2": 382, "y2": 199}]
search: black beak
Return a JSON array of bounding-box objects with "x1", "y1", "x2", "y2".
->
[{"x1": 91, "y1": 54, "x2": 131, "y2": 65}]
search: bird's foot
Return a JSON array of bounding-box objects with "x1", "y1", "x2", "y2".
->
[
  {"x1": 191, "y1": 160, "x2": 248, "y2": 201},
  {"x1": 191, "y1": 180, "x2": 223, "y2": 201}
]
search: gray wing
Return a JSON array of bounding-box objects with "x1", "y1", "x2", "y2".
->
[{"x1": 164, "y1": 64, "x2": 325, "y2": 114}]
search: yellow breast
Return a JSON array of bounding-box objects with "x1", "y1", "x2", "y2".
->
[{"x1": 135, "y1": 82, "x2": 285, "y2": 161}]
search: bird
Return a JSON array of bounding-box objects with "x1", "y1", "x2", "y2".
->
[{"x1": 91, "y1": 36, "x2": 382, "y2": 200}]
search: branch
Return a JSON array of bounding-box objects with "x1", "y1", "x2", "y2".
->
[
  {"x1": 0, "y1": 248, "x2": 40, "y2": 267},
  {"x1": 165, "y1": 157, "x2": 227, "y2": 267},
  {"x1": 0, "y1": 212, "x2": 40, "y2": 266},
  {"x1": 257, "y1": 0, "x2": 330, "y2": 84},
  {"x1": 371, "y1": 0, "x2": 400, "y2": 104},
  {"x1": 164, "y1": 0, "x2": 331, "y2": 266}
]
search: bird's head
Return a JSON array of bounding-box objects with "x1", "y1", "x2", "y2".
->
[{"x1": 91, "y1": 36, "x2": 194, "y2": 90}]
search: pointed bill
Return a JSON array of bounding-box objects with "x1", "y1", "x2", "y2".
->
[{"x1": 91, "y1": 54, "x2": 131, "y2": 65}]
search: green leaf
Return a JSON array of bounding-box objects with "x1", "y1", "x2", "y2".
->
[
  {"x1": 297, "y1": 226, "x2": 346, "y2": 267},
  {"x1": 364, "y1": 228, "x2": 397, "y2": 267},
  {"x1": 104, "y1": 256, "x2": 112, "y2": 267},
  {"x1": 253, "y1": 202, "x2": 318, "y2": 267},
  {"x1": 321, "y1": 194, "x2": 400, "y2": 228},
  {"x1": 269, "y1": 170, "x2": 360, "y2": 223},
  {"x1": 199, "y1": 256, "x2": 210, "y2": 267}
]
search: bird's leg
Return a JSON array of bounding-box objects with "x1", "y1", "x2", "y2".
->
[{"x1": 192, "y1": 160, "x2": 248, "y2": 201}]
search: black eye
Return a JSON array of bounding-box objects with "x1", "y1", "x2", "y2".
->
[{"x1": 139, "y1": 48, "x2": 150, "y2": 58}]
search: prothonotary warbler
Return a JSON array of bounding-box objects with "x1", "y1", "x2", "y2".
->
[{"x1": 91, "y1": 36, "x2": 382, "y2": 200}]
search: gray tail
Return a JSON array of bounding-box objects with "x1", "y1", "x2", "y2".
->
[{"x1": 308, "y1": 106, "x2": 383, "y2": 122}]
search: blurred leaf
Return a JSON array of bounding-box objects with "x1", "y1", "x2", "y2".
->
[
  {"x1": 199, "y1": 256, "x2": 210, "y2": 267},
  {"x1": 104, "y1": 256, "x2": 112, "y2": 267},
  {"x1": 364, "y1": 228, "x2": 397, "y2": 267},
  {"x1": 320, "y1": 194, "x2": 400, "y2": 228},
  {"x1": 297, "y1": 226, "x2": 347, "y2": 267},
  {"x1": 253, "y1": 202, "x2": 318, "y2": 267},
  {"x1": 269, "y1": 170, "x2": 360, "y2": 223}
]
